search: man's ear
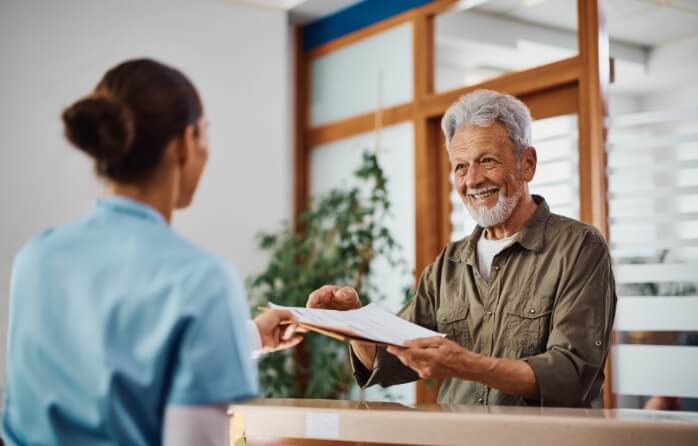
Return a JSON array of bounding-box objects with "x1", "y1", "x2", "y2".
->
[{"x1": 521, "y1": 146, "x2": 537, "y2": 182}]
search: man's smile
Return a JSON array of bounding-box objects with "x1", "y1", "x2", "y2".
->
[{"x1": 467, "y1": 186, "x2": 499, "y2": 204}]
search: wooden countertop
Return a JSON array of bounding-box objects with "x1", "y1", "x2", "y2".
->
[{"x1": 228, "y1": 398, "x2": 698, "y2": 446}]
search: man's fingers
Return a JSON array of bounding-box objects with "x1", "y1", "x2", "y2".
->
[
  {"x1": 335, "y1": 287, "x2": 358, "y2": 301},
  {"x1": 307, "y1": 285, "x2": 361, "y2": 310},
  {"x1": 404, "y1": 336, "x2": 445, "y2": 349},
  {"x1": 386, "y1": 345, "x2": 405, "y2": 356},
  {"x1": 387, "y1": 345, "x2": 413, "y2": 361},
  {"x1": 333, "y1": 287, "x2": 360, "y2": 309},
  {"x1": 387, "y1": 344, "x2": 435, "y2": 364},
  {"x1": 307, "y1": 285, "x2": 338, "y2": 308}
]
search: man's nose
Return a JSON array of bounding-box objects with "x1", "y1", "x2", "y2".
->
[{"x1": 464, "y1": 163, "x2": 485, "y2": 189}]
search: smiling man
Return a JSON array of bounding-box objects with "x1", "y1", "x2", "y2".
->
[{"x1": 307, "y1": 90, "x2": 617, "y2": 407}]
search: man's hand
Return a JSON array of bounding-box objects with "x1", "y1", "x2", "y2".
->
[
  {"x1": 387, "y1": 336, "x2": 540, "y2": 400},
  {"x1": 306, "y1": 285, "x2": 377, "y2": 370},
  {"x1": 254, "y1": 309, "x2": 303, "y2": 353},
  {"x1": 307, "y1": 285, "x2": 361, "y2": 310},
  {"x1": 386, "y1": 337, "x2": 472, "y2": 380}
]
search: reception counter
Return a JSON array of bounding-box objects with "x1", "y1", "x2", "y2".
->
[{"x1": 228, "y1": 399, "x2": 698, "y2": 446}]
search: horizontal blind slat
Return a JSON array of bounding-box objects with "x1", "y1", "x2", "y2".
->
[
  {"x1": 609, "y1": 212, "x2": 698, "y2": 224},
  {"x1": 615, "y1": 297, "x2": 698, "y2": 331},
  {"x1": 608, "y1": 159, "x2": 698, "y2": 174},
  {"x1": 606, "y1": 108, "x2": 698, "y2": 128},
  {"x1": 607, "y1": 132, "x2": 698, "y2": 152},
  {"x1": 611, "y1": 238, "x2": 698, "y2": 251},
  {"x1": 615, "y1": 263, "x2": 698, "y2": 283}
]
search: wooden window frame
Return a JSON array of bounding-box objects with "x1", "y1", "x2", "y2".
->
[{"x1": 293, "y1": 0, "x2": 612, "y2": 407}]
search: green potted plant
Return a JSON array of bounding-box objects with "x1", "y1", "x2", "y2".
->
[{"x1": 248, "y1": 151, "x2": 407, "y2": 399}]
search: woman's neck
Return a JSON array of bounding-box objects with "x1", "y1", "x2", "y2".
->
[{"x1": 109, "y1": 179, "x2": 175, "y2": 224}]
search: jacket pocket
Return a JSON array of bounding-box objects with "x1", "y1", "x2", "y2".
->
[
  {"x1": 503, "y1": 299, "x2": 552, "y2": 357},
  {"x1": 436, "y1": 303, "x2": 471, "y2": 349}
]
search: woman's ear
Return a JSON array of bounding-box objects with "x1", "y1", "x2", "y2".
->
[{"x1": 176, "y1": 124, "x2": 197, "y2": 166}]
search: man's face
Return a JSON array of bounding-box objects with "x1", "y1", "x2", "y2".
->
[{"x1": 449, "y1": 122, "x2": 535, "y2": 227}]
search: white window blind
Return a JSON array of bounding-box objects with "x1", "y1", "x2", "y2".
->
[{"x1": 608, "y1": 107, "x2": 698, "y2": 402}]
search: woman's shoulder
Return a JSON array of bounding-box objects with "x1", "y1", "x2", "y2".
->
[
  {"x1": 154, "y1": 231, "x2": 243, "y2": 295},
  {"x1": 13, "y1": 222, "x2": 79, "y2": 268},
  {"x1": 15, "y1": 216, "x2": 237, "y2": 286}
]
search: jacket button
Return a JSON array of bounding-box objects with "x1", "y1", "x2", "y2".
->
[
  {"x1": 529, "y1": 309, "x2": 536, "y2": 314},
  {"x1": 595, "y1": 340, "x2": 602, "y2": 347}
]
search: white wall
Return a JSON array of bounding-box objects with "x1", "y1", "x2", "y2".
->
[{"x1": 0, "y1": 0, "x2": 292, "y2": 384}]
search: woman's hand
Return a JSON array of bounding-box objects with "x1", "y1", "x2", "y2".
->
[{"x1": 253, "y1": 309, "x2": 303, "y2": 353}]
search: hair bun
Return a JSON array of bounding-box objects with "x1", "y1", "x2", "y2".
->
[{"x1": 62, "y1": 93, "x2": 135, "y2": 161}]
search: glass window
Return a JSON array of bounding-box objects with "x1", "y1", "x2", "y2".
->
[{"x1": 310, "y1": 23, "x2": 413, "y2": 126}]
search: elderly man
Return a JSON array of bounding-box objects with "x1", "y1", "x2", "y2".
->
[{"x1": 307, "y1": 89, "x2": 617, "y2": 407}]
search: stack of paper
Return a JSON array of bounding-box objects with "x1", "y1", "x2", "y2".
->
[{"x1": 268, "y1": 303, "x2": 444, "y2": 347}]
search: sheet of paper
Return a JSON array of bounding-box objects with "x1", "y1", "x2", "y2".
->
[{"x1": 269, "y1": 302, "x2": 444, "y2": 346}]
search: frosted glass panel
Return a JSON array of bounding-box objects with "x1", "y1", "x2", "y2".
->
[
  {"x1": 612, "y1": 345, "x2": 698, "y2": 398},
  {"x1": 310, "y1": 123, "x2": 415, "y2": 404},
  {"x1": 310, "y1": 23, "x2": 413, "y2": 126},
  {"x1": 607, "y1": 3, "x2": 698, "y2": 409},
  {"x1": 615, "y1": 297, "x2": 698, "y2": 331}
]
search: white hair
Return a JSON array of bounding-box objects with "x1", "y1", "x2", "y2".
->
[{"x1": 441, "y1": 89, "x2": 532, "y2": 157}]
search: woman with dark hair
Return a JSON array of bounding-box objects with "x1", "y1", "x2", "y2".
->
[{"x1": 1, "y1": 59, "x2": 300, "y2": 445}]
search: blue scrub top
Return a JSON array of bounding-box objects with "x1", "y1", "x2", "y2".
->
[{"x1": 2, "y1": 196, "x2": 259, "y2": 445}]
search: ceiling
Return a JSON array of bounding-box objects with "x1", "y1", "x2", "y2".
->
[
  {"x1": 288, "y1": 0, "x2": 361, "y2": 25},
  {"x1": 232, "y1": 0, "x2": 361, "y2": 24}
]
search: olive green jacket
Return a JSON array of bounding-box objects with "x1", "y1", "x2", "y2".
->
[{"x1": 352, "y1": 196, "x2": 617, "y2": 407}]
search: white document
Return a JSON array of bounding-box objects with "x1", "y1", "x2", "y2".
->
[{"x1": 269, "y1": 302, "x2": 445, "y2": 346}]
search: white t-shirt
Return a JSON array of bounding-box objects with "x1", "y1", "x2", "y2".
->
[{"x1": 476, "y1": 231, "x2": 519, "y2": 281}]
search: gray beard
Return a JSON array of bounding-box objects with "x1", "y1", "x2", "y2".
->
[{"x1": 465, "y1": 188, "x2": 522, "y2": 227}]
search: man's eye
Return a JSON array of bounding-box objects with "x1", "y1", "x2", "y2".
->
[
  {"x1": 481, "y1": 158, "x2": 497, "y2": 167},
  {"x1": 454, "y1": 164, "x2": 465, "y2": 173}
]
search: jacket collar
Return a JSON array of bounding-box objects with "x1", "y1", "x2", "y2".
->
[
  {"x1": 450, "y1": 195, "x2": 550, "y2": 265},
  {"x1": 95, "y1": 195, "x2": 167, "y2": 226}
]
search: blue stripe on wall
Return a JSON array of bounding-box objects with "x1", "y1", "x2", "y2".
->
[{"x1": 302, "y1": 0, "x2": 432, "y2": 51}]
